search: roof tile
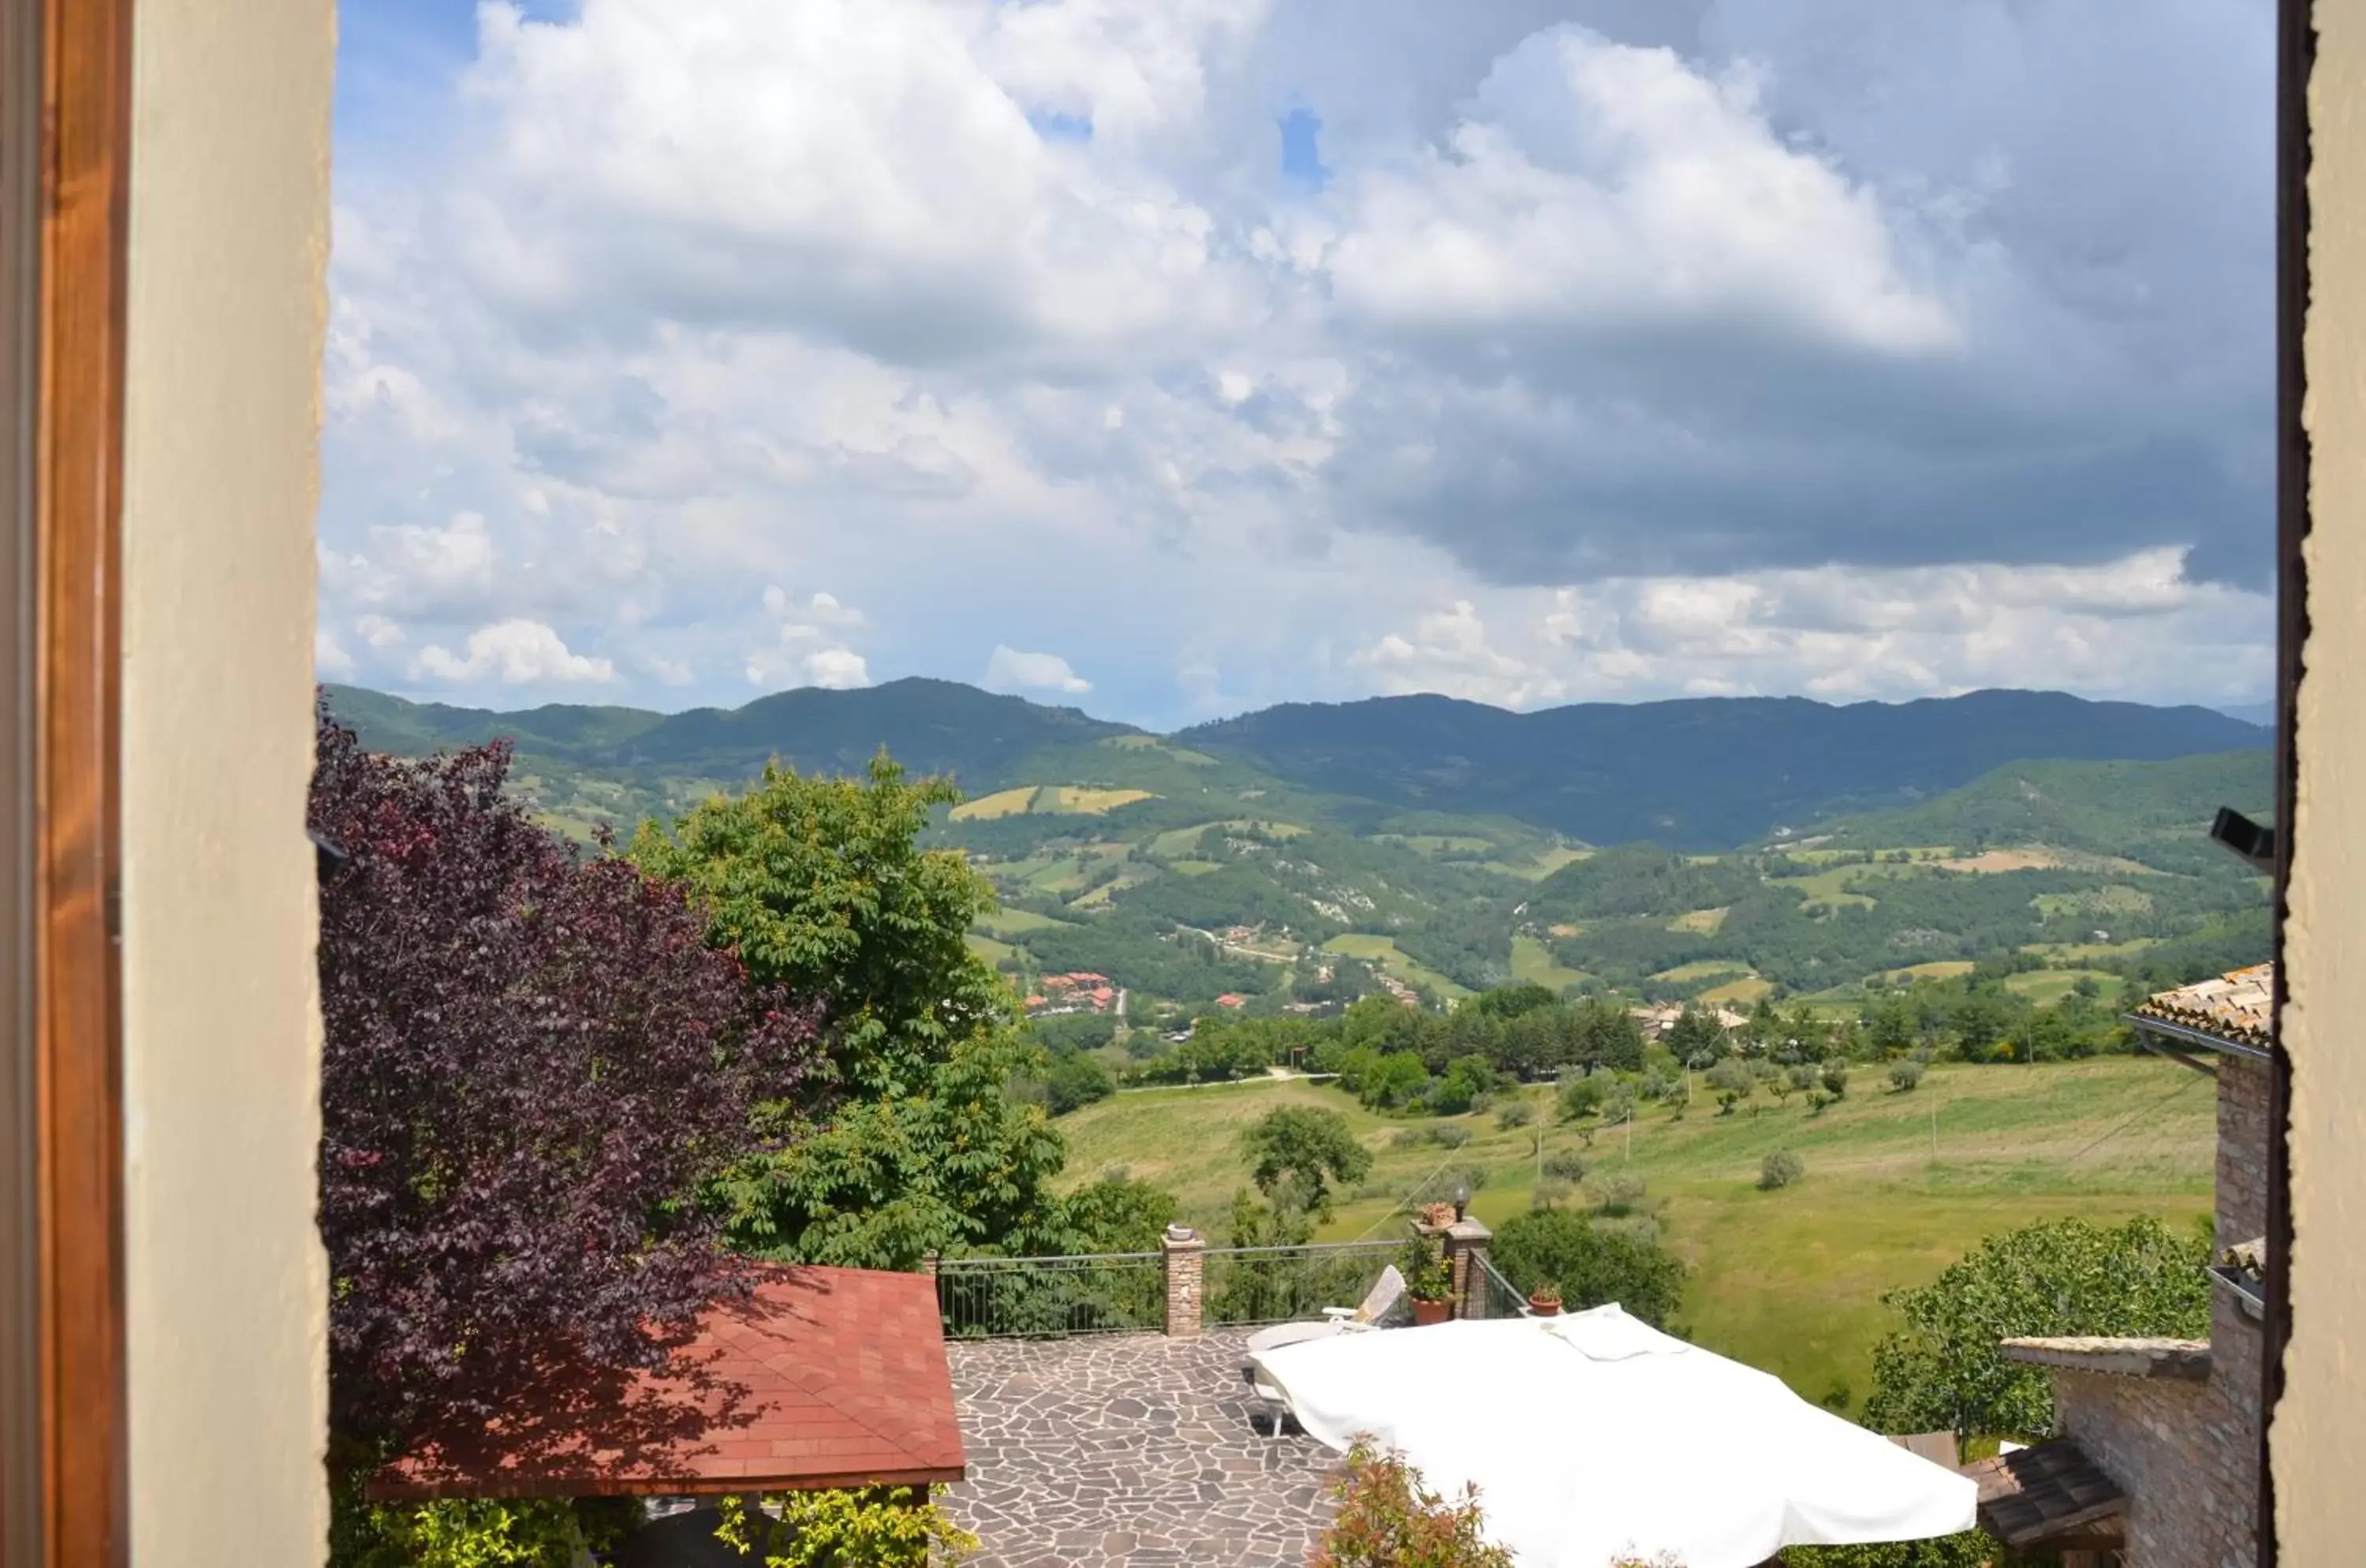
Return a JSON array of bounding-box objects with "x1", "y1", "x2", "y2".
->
[{"x1": 374, "y1": 1265, "x2": 965, "y2": 1500}]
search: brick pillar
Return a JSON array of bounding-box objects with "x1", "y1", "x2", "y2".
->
[
  {"x1": 1162, "y1": 1227, "x2": 1204, "y2": 1337},
  {"x1": 1445, "y1": 1218, "x2": 1493, "y2": 1320}
]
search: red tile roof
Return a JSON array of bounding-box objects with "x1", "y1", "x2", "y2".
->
[
  {"x1": 372, "y1": 1266, "x2": 965, "y2": 1501},
  {"x1": 2129, "y1": 962, "x2": 2273, "y2": 1051}
]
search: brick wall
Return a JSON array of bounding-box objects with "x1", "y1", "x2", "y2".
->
[
  {"x1": 1162, "y1": 1232, "x2": 1204, "y2": 1337},
  {"x1": 2036, "y1": 1051, "x2": 2266, "y2": 1566},
  {"x1": 2215, "y1": 1054, "x2": 2268, "y2": 1248}
]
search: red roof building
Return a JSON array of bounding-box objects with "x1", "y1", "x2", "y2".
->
[
  {"x1": 1215, "y1": 993, "x2": 1246, "y2": 1009},
  {"x1": 373, "y1": 1265, "x2": 965, "y2": 1501}
]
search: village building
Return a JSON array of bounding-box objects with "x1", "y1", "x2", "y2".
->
[{"x1": 1965, "y1": 964, "x2": 2270, "y2": 1567}]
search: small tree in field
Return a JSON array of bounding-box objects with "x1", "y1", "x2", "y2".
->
[
  {"x1": 1760, "y1": 1150, "x2": 1805, "y2": 1190},
  {"x1": 1241, "y1": 1105, "x2": 1375, "y2": 1219},
  {"x1": 309, "y1": 711, "x2": 820, "y2": 1462}
]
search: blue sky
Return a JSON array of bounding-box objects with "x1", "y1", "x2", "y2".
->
[{"x1": 316, "y1": 1, "x2": 2276, "y2": 728}]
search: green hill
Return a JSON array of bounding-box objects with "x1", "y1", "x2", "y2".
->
[
  {"x1": 1177, "y1": 689, "x2": 2263, "y2": 848},
  {"x1": 321, "y1": 685, "x2": 2271, "y2": 1017}
]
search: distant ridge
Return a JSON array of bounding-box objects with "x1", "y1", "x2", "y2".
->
[{"x1": 325, "y1": 681, "x2": 2264, "y2": 850}]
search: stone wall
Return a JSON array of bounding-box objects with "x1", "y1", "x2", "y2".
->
[
  {"x1": 2053, "y1": 1297, "x2": 2261, "y2": 1567},
  {"x1": 2216, "y1": 1054, "x2": 2269, "y2": 1248}
]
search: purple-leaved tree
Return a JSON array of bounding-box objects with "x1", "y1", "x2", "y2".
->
[{"x1": 309, "y1": 707, "x2": 820, "y2": 1460}]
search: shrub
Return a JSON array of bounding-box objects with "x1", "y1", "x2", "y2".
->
[
  {"x1": 335, "y1": 1496, "x2": 636, "y2": 1568},
  {"x1": 716, "y1": 1488, "x2": 978, "y2": 1566},
  {"x1": 1495, "y1": 1099, "x2": 1536, "y2": 1131},
  {"x1": 1889, "y1": 1059, "x2": 1926, "y2": 1092},
  {"x1": 1820, "y1": 1059, "x2": 1850, "y2": 1098},
  {"x1": 1531, "y1": 1178, "x2": 1575, "y2": 1211},
  {"x1": 1389, "y1": 1128, "x2": 1427, "y2": 1149},
  {"x1": 1760, "y1": 1150, "x2": 1806, "y2": 1190},
  {"x1": 1313, "y1": 1439, "x2": 1515, "y2": 1568},
  {"x1": 1489, "y1": 1207, "x2": 1686, "y2": 1327},
  {"x1": 1541, "y1": 1151, "x2": 1588, "y2": 1184},
  {"x1": 1046, "y1": 1052, "x2": 1116, "y2": 1115},
  {"x1": 1592, "y1": 1174, "x2": 1648, "y2": 1215},
  {"x1": 1428, "y1": 1123, "x2": 1475, "y2": 1149},
  {"x1": 1557, "y1": 1072, "x2": 1609, "y2": 1122}
]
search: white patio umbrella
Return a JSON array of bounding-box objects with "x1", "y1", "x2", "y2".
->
[{"x1": 1250, "y1": 1304, "x2": 1975, "y2": 1568}]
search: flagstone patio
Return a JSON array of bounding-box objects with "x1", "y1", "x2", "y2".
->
[{"x1": 943, "y1": 1331, "x2": 1342, "y2": 1568}]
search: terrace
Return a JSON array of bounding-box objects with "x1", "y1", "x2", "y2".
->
[
  {"x1": 930, "y1": 1218, "x2": 1514, "y2": 1565},
  {"x1": 943, "y1": 1331, "x2": 1336, "y2": 1568}
]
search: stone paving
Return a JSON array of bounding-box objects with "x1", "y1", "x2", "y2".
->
[{"x1": 944, "y1": 1331, "x2": 1341, "y2": 1568}]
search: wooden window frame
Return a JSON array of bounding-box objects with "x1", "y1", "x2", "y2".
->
[{"x1": 2, "y1": 0, "x2": 136, "y2": 1563}]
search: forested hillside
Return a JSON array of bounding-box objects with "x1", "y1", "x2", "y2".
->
[{"x1": 323, "y1": 684, "x2": 2272, "y2": 1027}]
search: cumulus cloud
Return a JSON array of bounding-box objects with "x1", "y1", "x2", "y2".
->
[
  {"x1": 315, "y1": 0, "x2": 2275, "y2": 726},
  {"x1": 413, "y1": 618, "x2": 618, "y2": 685},
  {"x1": 745, "y1": 585, "x2": 872, "y2": 691},
  {"x1": 984, "y1": 645, "x2": 1094, "y2": 695},
  {"x1": 1351, "y1": 547, "x2": 2271, "y2": 709}
]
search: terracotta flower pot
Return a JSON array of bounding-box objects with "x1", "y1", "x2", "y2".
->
[
  {"x1": 1420, "y1": 1202, "x2": 1457, "y2": 1230},
  {"x1": 1412, "y1": 1297, "x2": 1453, "y2": 1326},
  {"x1": 1528, "y1": 1295, "x2": 1562, "y2": 1317}
]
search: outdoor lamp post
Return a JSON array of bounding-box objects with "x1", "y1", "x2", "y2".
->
[{"x1": 1453, "y1": 1182, "x2": 1469, "y2": 1223}]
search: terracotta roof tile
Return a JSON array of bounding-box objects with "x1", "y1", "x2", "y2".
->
[
  {"x1": 2129, "y1": 962, "x2": 2273, "y2": 1051},
  {"x1": 373, "y1": 1265, "x2": 965, "y2": 1501},
  {"x1": 1965, "y1": 1439, "x2": 2126, "y2": 1547}
]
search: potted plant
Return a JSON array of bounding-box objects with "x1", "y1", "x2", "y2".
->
[
  {"x1": 1527, "y1": 1281, "x2": 1563, "y2": 1317},
  {"x1": 1409, "y1": 1253, "x2": 1455, "y2": 1325}
]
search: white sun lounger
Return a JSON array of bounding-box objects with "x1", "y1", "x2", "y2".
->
[{"x1": 1240, "y1": 1264, "x2": 1407, "y2": 1435}]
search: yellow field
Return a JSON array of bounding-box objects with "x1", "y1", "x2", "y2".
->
[
  {"x1": 1656, "y1": 960, "x2": 1752, "y2": 984},
  {"x1": 950, "y1": 786, "x2": 1040, "y2": 821},
  {"x1": 1668, "y1": 907, "x2": 1730, "y2": 934},
  {"x1": 1700, "y1": 974, "x2": 1776, "y2": 1004},
  {"x1": 1878, "y1": 960, "x2": 1978, "y2": 983},
  {"x1": 1045, "y1": 786, "x2": 1157, "y2": 814}
]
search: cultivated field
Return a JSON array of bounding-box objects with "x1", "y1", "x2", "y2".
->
[{"x1": 1053, "y1": 1056, "x2": 2214, "y2": 1412}]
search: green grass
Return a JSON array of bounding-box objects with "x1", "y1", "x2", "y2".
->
[
  {"x1": 1510, "y1": 935, "x2": 1592, "y2": 993},
  {"x1": 1056, "y1": 1056, "x2": 2213, "y2": 1406},
  {"x1": 976, "y1": 906, "x2": 1073, "y2": 937},
  {"x1": 965, "y1": 932, "x2": 1017, "y2": 965},
  {"x1": 1484, "y1": 846, "x2": 1592, "y2": 880},
  {"x1": 1699, "y1": 974, "x2": 1775, "y2": 1004},
  {"x1": 1322, "y1": 934, "x2": 1472, "y2": 999},
  {"x1": 1655, "y1": 960, "x2": 1753, "y2": 984},
  {"x1": 2002, "y1": 968, "x2": 2120, "y2": 1006},
  {"x1": 2024, "y1": 937, "x2": 2163, "y2": 962}
]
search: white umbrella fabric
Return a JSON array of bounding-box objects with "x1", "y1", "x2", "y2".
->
[{"x1": 1250, "y1": 1304, "x2": 1975, "y2": 1568}]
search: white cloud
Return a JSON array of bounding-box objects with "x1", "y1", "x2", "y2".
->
[
  {"x1": 1324, "y1": 26, "x2": 1957, "y2": 354},
  {"x1": 984, "y1": 645, "x2": 1094, "y2": 695},
  {"x1": 315, "y1": 627, "x2": 355, "y2": 680},
  {"x1": 1352, "y1": 547, "x2": 2272, "y2": 710},
  {"x1": 412, "y1": 619, "x2": 618, "y2": 685},
  {"x1": 746, "y1": 585, "x2": 872, "y2": 691},
  {"x1": 314, "y1": 2, "x2": 2275, "y2": 726}
]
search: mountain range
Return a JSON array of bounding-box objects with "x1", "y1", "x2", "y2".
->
[
  {"x1": 325, "y1": 680, "x2": 2261, "y2": 852},
  {"x1": 322, "y1": 680, "x2": 2271, "y2": 1012}
]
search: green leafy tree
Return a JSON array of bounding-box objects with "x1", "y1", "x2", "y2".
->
[
  {"x1": 713, "y1": 1035, "x2": 1073, "y2": 1269},
  {"x1": 1045, "y1": 1051, "x2": 1115, "y2": 1114},
  {"x1": 1863, "y1": 1216, "x2": 2211, "y2": 1440},
  {"x1": 1241, "y1": 1105, "x2": 1375, "y2": 1218},
  {"x1": 1705, "y1": 1058, "x2": 1756, "y2": 1115},
  {"x1": 631, "y1": 755, "x2": 1010, "y2": 1099},
  {"x1": 1060, "y1": 1175, "x2": 1180, "y2": 1253},
  {"x1": 1557, "y1": 1072, "x2": 1609, "y2": 1122},
  {"x1": 1487, "y1": 1208, "x2": 1686, "y2": 1328},
  {"x1": 1665, "y1": 1006, "x2": 1726, "y2": 1063}
]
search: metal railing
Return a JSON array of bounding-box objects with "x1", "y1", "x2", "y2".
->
[
  {"x1": 1204, "y1": 1240, "x2": 1410, "y2": 1327},
  {"x1": 1469, "y1": 1253, "x2": 1535, "y2": 1322},
  {"x1": 933, "y1": 1253, "x2": 1166, "y2": 1338}
]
